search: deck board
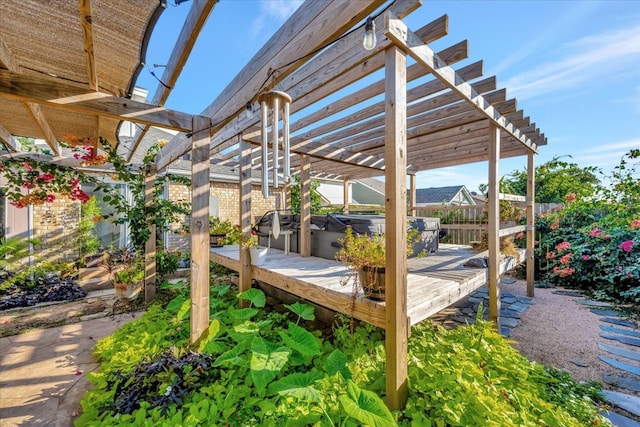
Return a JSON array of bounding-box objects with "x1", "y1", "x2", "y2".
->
[{"x1": 210, "y1": 244, "x2": 520, "y2": 329}]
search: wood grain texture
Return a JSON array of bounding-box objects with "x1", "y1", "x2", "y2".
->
[
  {"x1": 156, "y1": 0, "x2": 386, "y2": 170},
  {"x1": 22, "y1": 102, "x2": 59, "y2": 156},
  {"x1": 0, "y1": 70, "x2": 193, "y2": 132},
  {"x1": 209, "y1": 244, "x2": 522, "y2": 330},
  {"x1": 190, "y1": 116, "x2": 211, "y2": 343},
  {"x1": 78, "y1": 0, "x2": 97, "y2": 90},
  {"x1": 144, "y1": 166, "x2": 157, "y2": 302},
  {"x1": 384, "y1": 45, "x2": 408, "y2": 411},
  {"x1": 0, "y1": 123, "x2": 18, "y2": 151},
  {"x1": 526, "y1": 152, "x2": 535, "y2": 297},
  {"x1": 385, "y1": 12, "x2": 537, "y2": 154},
  {"x1": 487, "y1": 122, "x2": 501, "y2": 328}
]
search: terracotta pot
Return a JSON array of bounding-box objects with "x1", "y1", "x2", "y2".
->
[
  {"x1": 249, "y1": 247, "x2": 268, "y2": 266},
  {"x1": 358, "y1": 266, "x2": 385, "y2": 301}
]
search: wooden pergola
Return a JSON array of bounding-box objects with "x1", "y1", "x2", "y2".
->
[{"x1": 0, "y1": 0, "x2": 543, "y2": 409}]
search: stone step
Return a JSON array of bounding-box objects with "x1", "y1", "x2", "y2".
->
[
  {"x1": 599, "y1": 355, "x2": 640, "y2": 376},
  {"x1": 602, "y1": 317, "x2": 639, "y2": 329},
  {"x1": 591, "y1": 308, "x2": 623, "y2": 317},
  {"x1": 601, "y1": 333, "x2": 640, "y2": 348},
  {"x1": 599, "y1": 342, "x2": 640, "y2": 363},
  {"x1": 602, "y1": 390, "x2": 640, "y2": 418},
  {"x1": 603, "y1": 373, "x2": 640, "y2": 392},
  {"x1": 600, "y1": 409, "x2": 640, "y2": 427},
  {"x1": 575, "y1": 299, "x2": 613, "y2": 307},
  {"x1": 601, "y1": 325, "x2": 640, "y2": 339}
]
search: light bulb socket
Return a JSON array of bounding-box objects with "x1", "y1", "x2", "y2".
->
[{"x1": 363, "y1": 16, "x2": 377, "y2": 51}]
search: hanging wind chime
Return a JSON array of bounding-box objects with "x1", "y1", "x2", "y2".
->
[{"x1": 257, "y1": 90, "x2": 292, "y2": 199}]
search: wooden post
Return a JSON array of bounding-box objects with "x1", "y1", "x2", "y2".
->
[
  {"x1": 526, "y1": 151, "x2": 535, "y2": 297},
  {"x1": 487, "y1": 121, "x2": 501, "y2": 329},
  {"x1": 144, "y1": 165, "x2": 156, "y2": 302},
  {"x1": 299, "y1": 154, "x2": 311, "y2": 257},
  {"x1": 343, "y1": 178, "x2": 350, "y2": 213},
  {"x1": 239, "y1": 137, "x2": 253, "y2": 302},
  {"x1": 384, "y1": 45, "x2": 408, "y2": 410},
  {"x1": 190, "y1": 116, "x2": 211, "y2": 344},
  {"x1": 408, "y1": 174, "x2": 416, "y2": 217}
]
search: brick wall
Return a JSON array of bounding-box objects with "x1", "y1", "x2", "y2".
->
[
  {"x1": 33, "y1": 195, "x2": 80, "y2": 262},
  {"x1": 166, "y1": 181, "x2": 278, "y2": 251}
]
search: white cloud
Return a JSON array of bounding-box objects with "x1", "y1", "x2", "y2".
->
[
  {"x1": 504, "y1": 23, "x2": 640, "y2": 101},
  {"x1": 250, "y1": 1, "x2": 303, "y2": 42},
  {"x1": 582, "y1": 138, "x2": 640, "y2": 154}
]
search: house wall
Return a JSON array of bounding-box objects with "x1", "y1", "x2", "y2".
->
[
  {"x1": 166, "y1": 181, "x2": 277, "y2": 252},
  {"x1": 33, "y1": 196, "x2": 80, "y2": 262}
]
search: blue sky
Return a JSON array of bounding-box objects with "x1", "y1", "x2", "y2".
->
[{"x1": 136, "y1": 0, "x2": 640, "y2": 194}]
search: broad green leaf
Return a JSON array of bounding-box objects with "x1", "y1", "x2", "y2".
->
[
  {"x1": 279, "y1": 323, "x2": 321, "y2": 357},
  {"x1": 270, "y1": 371, "x2": 324, "y2": 402},
  {"x1": 250, "y1": 337, "x2": 291, "y2": 391},
  {"x1": 238, "y1": 288, "x2": 266, "y2": 307},
  {"x1": 285, "y1": 301, "x2": 316, "y2": 321},
  {"x1": 166, "y1": 295, "x2": 186, "y2": 314},
  {"x1": 197, "y1": 319, "x2": 221, "y2": 353},
  {"x1": 230, "y1": 307, "x2": 259, "y2": 320},
  {"x1": 324, "y1": 349, "x2": 352, "y2": 379},
  {"x1": 213, "y1": 344, "x2": 248, "y2": 368},
  {"x1": 175, "y1": 298, "x2": 191, "y2": 323},
  {"x1": 339, "y1": 380, "x2": 397, "y2": 427}
]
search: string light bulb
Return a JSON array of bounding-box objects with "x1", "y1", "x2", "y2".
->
[{"x1": 363, "y1": 16, "x2": 376, "y2": 51}]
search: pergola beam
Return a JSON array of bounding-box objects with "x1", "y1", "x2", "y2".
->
[
  {"x1": 155, "y1": 0, "x2": 388, "y2": 170},
  {"x1": 0, "y1": 124, "x2": 19, "y2": 152},
  {"x1": 125, "y1": 0, "x2": 217, "y2": 162},
  {"x1": 78, "y1": 0, "x2": 98, "y2": 91},
  {"x1": 385, "y1": 12, "x2": 537, "y2": 154},
  {"x1": 0, "y1": 70, "x2": 193, "y2": 132},
  {"x1": 22, "y1": 102, "x2": 60, "y2": 156}
]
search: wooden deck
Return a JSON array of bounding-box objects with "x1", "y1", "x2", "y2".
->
[{"x1": 210, "y1": 244, "x2": 520, "y2": 329}]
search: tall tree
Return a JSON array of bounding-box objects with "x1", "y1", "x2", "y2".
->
[{"x1": 501, "y1": 156, "x2": 600, "y2": 203}]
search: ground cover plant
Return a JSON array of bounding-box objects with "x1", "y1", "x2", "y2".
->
[{"x1": 76, "y1": 281, "x2": 609, "y2": 426}]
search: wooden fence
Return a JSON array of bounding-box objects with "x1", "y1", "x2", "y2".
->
[{"x1": 413, "y1": 202, "x2": 563, "y2": 245}]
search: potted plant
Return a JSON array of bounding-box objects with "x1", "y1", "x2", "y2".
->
[
  {"x1": 209, "y1": 217, "x2": 241, "y2": 247},
  {"x1": 104, "y1": 248, "x2": 143, "y2": 300},
  {"x1": 335, "y1": 227, "x2": 425, "y2": 301},
  {"x1": 242, "y1": 230, "x2": 268, "y2": 266}
]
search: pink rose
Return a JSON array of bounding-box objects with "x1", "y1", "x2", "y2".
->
[{"x1": 619, "y1": 240, "x2": 634, "y2": 252}]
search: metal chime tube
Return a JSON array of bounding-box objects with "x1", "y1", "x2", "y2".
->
[
  {"x1": 283, "y1": 99, "x2": 290, "y2": 180},
  {"x1": 272, "y1": 95, "x2": 280, "y2": 189},
  {"x1": 261, "y1": 99, "x2": 269, "y2": 199}
]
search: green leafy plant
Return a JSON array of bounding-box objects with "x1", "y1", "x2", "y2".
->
[
  {"x1": 77, "y1": 283, "x2": 608, "y2": 426},
  {"x1": 208, "y1": 216, "x2": 242, "y2": 245},
  {"x1": 76, "y1": 195, "x2": 102, "y2": 266},
  {"x1": 533, "y1": 151, "x2": 639, "y2": 310}
]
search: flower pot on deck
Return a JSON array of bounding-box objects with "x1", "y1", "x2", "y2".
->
[
  {"x1": 250, "y1": 246, "x2": 268, "y2": 266},
  {"x1": 358, "y1": 266, "x2": 385, "y2": 301},
  {"x1": 210, "y1": 234, "x2": 226, "y2": 247}
]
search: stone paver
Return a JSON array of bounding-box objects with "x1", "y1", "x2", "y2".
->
[{"x1": 0, "y1": 313, "x2": 139, "y2": 426}]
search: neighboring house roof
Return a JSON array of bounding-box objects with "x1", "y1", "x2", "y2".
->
[
  {"x1": 415, "y1": 185, "x2": 476, "y2": 205},
  {"x1": 357, "y1": 177, "x2": 385, "y2": 195}
]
